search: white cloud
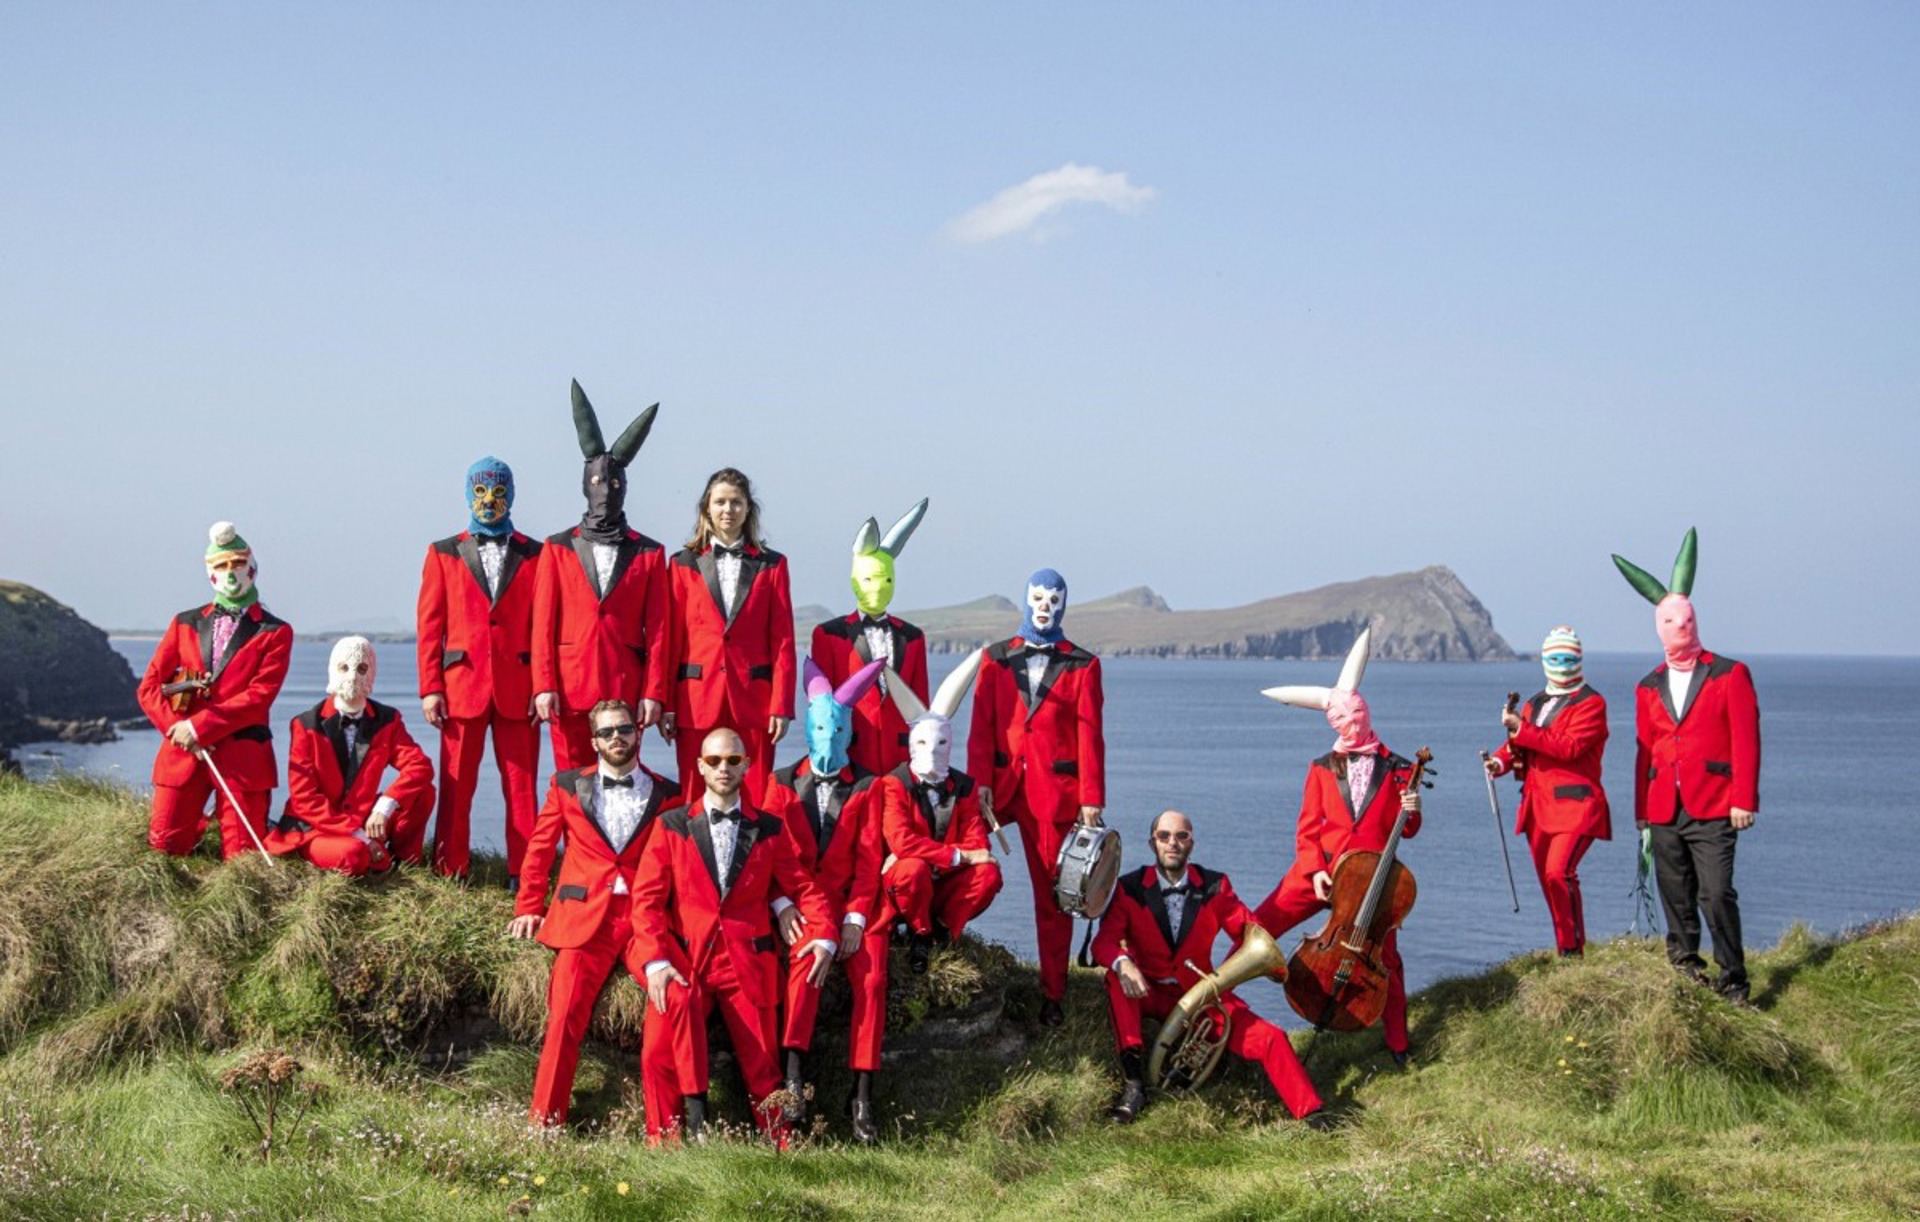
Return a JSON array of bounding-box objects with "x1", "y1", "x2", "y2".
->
[{"x1": 942, "y1": 163, "x2": 1156, "y2": 243}]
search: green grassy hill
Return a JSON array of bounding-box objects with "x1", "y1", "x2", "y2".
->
[{"x1": 1, "y1": 774, "x2": 1915, "y2": 1220}]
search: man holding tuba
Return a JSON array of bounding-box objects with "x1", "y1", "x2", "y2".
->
[{"x1": 1094, "y1": 810, "x2": 1328, "y2": 1128}]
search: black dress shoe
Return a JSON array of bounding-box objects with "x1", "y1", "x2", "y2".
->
[
  {"x1": 683, "y1": 1095, "x2": 708, "y2": 1144},
  {"x1": 1388, "y1": 1047, "x2": 1411, "y2": 1069},
  {"x1": 908, "y1": 933, "x2": 933, "y2": 976},
  {"x1": 783, "y1": 1078, "x2": 809, "y2": 1126},
  {"x1": 1108, "y1": 1080, "x2": 1148, "y2": 1124},
  {"x1": 1039, "y1": 998, "x2": 1065, "y2": 1028},
  {"x1": 505, "y1": 874, "x2": 519, "y2": 894},
  {"x1": 1303, "y1": 1109, "x2": 1335, "y2": 1132},
  {"x1": 847, "y1": 1093, "x2": 878, "y2": 1144}
]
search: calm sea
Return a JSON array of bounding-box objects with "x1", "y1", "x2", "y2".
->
[{"x1": 24, "y1": 642, "x2": 1918, "y2": 1028}]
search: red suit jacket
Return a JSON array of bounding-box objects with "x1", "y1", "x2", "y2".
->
[
  {"x1": 272, "y1": 698, "x2": 434, "y2": 846},
  {"x1": 533, "y1": 527, "x2": 671, "y2": 711},
  {"x1": 1490, "y1": 686, "x2": 1611, "y2": 840},
  {"x1": 1633, "y1": 653, "x2": 1761, "y2": 825},
  {"x1": 631, "y1": 797, "x2": 833, "y2": 1010},
  {"x1": 666, "y1": 545, "x2": 797, "y2": 725},
  {"x1": 967, "y1": 637, "x2": 1106, "y2": 822},
  {"x1": 764, "y1": 759, "x2": 883, "y2": 927},
  {"x1": 1092, "y1": 864, "x2": 1254, "y2": 985},
  {"x1": 810, "y1": 614, "x2": 929, "y2": 776},
  {"x1": 516, "y1": 764, "x2": 678, "y2": 949},
  {"x1": 136, "y1": 603, "x2": 294, "y2": 792},
  {"x1": 1289, "y1": 748, "x2": 1423, "y2": 882},
  {"x1": 878, "y1": 766, "x2": 992, "y2": 867},
  {"x1": 416, "y1": 531, "x2": 543, "y2": 718}
]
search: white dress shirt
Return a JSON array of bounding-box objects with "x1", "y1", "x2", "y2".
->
[
  {"x1": 1345, "y1": 753, "x2": 1376, "y2": 820},
  {"x1": 715, "y1": 545, "x2": 744, "y2": 616},
  {"x1": 862, "y1": 617, "x2": 893, "y2": 692},
  {"x1": 595, "y1": 767, "x2": 653, "y2": 893},
  {"x1": 477, "y1": 536, "x2": 508, "y2": 597},
  {"x1": 591, "y1": 541, "x2": 619, "y2": 596},
  {"x1": 1022, "y1": 640, "x2": 1051, "y2": 695},
  {"x1": 1667, "y1": 667, "x2": 1695, "y2": 715}
]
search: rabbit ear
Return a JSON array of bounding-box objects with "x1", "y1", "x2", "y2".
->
[
  {"x1": 571, "y1": 380, "x2": 606, "y2": 458},
  {"x1": 1263, "y1": 684, "x2": 1332, "y2": 711},
  {"x1": 834, "y1": 658, "x2": 886, "y2": 707},
  {"x1": 1669, "y1": 527, "x2": 1698, "y2": 597},
  {"x1": 932, "y1": 648, "x2": 985, "y2": 720},
  {"x1": 609, "y1": 403, "x2": 659, "y2": 466},
  {"x1": 852, "y1": 518, "x2": 881, "y2": 557},
  {"x1": 803, "y1": 656, "x2": 833, "y2": 703},
  {"x1": 879, "y1": 498, "x2": 929, "y2": 557},
  {"x1": 883, "y1": 664, "x2": 928, "y2": 723},
  {"x1": 1336, "y1": 626, "x2": 1371, "y2": 692},
  {"x1": 1612, "y1": 554, "x2": 1669, "y2": 605}
]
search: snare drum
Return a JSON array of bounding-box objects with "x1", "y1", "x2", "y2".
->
[{"x1": 1053, "y1": 824, "x2": 1123, "y2": 918}]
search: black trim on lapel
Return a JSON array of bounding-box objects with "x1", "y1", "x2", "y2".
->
[
  {"x1": 694, "y1": 549, "x2": 729, "y2": 626},
  {"x1": 214, "y1": 609, "x2": 266, "y2": 680},
  {"x1": 455, "y1": 534, "x2": 492, "y2": 603},
  {"x1": 321, "y1": 707, "x2": 353, "y2": 786},
  {"x1": 691, "y1": 807, "x2": 724, "y2": 895},
  {"x1": 501, "y1": 533, "x2": 540, "y2": 597},
  {"x1": 192, "y1": 606, "x2": 217, "y2": 677},
  {"x1": 569, "y1": 769, "x2": 621, "y2": 855},
  {"x1": 1143, "y1": 872, "x2": 1177, "y2": 952},
  {"x1": 603, "y1": 531, "x2": 645, "y2": 602},
  {"x1": 570, "y1": 531, "x2": 606, "y2": 601},
  {"x1": 727, "y1": 808, "x2": 766, "y2": 893}
]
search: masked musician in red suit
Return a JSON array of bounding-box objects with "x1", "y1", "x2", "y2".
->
[
  {"x1": 764, "y1": 658, "x2": 893, "y2": 1138},
  {"x1": 1096, "y1": 810, "x2": 1329, "y2": 1128},
  {"x1": 661, "y1": 469, "x2": 796, "y2": 793},
  {"x1": 633, "y1": 729, "x2": 835, "y2": 1144},
  {"x1": 532, "y1": 382, "x2": 670, "y2": 772},
  {"x1": 810, "y1": 499, "x2": 931, "y2": 777},
  {"x1": 1253, "y1": 629, "x2": 1422, "y2": 1064},
  {"x1": 509, "y1": 699, "x2": 679, "y2": 1129},
  {"x1": 268, "y1": 637, "x2": 434, "y2": 875},
  {"x1": 967, "y1": 569, "x2": 1103, "y2": 1026},
  {"x1": 415, "y1": 456, "x2": 545, "y2": 882},
  {"x1": 136, "y1": 521, "x2": 292, "y2": 860},
  {"x1": 1484, "y1": 626, "x2": 1611, "y2": 957},
  {"x1": 1614, "y1": 529, "x2": 1761, "y2": 1004}
]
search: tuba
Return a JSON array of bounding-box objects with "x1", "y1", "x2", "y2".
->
[{"x1": 1146, "y1": 923, "x2": 1288, "y2": 1092}]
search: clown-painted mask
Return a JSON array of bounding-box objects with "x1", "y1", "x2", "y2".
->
[
  {"x1": 1023, "y1": 569, "x2": 1068, "y2": 643},
  {"x1": 327, "y1": 636, "x2": 377, "y2": 710},
  {"x1": 908, "y1": 715, "x2": 953, "y2": 783},
  {"x1": 1542, "y1": 651, "x2": 1582, "y2": 688},
  {"x1": 207, "y1": 554, "x2": 254, "y2": 603},
  {"x1": 852, "y1": 552, "x2": 895, "y2": 618},
  {"x1": 806, "y1": 691, "x2": 855, "y2": 775},
  {"x1": 471, "y1": 476, "x2": 511, "y2": 528},
  {"x1": 1655, "y1": 594, "x2": 1701, "y2": 666},
  {"x1": 1325, "y1": 689, "x2": 1377, "y2": 754}
]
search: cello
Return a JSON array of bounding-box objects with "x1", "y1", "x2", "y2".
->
[{"x1": 1283, "y1": 746, "x2": 1432, "y2": 1032}]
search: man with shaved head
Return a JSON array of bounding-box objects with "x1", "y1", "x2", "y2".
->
[
  {"x1": 1092, "y1": 810, "x2": 1327, "y2": 1128},
  {"x1": 632, "y1": 728, "x2": 836, "y2": 1145}
]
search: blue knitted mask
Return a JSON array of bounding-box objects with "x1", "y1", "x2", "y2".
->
[
  {"x1": 1022, "y1": 569, "x2": 1068, "y2": 644},
  {"x1": 468, "y1": 456, "x2": 514, "y2": 538}
]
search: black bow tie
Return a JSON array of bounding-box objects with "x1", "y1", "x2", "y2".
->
[
  {"x1": 1163, "y1": 882, "x2": 1192, "y2": 898},
  {"x1": 212, "y1": 605, "x2": 243, "y2": 620},
  {"x1": 708, "y1": 806, "x2": 741, "y2": 823},
  {"x1": 1015, "y1": 643, "x2": 1054, "y2": 660},
  {"x1": 915, "y1": 779, "x2": 945, "y2": 797},
  {"x1": 713, "y1": 544, "x2": 745, "y2": 559},
  {"x1": 602, "y1": 775, "x2": 634, "y2": 789}
]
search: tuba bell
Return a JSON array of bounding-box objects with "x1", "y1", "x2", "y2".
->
[{"x1": 1146, "y1": 922, "x2": 1288, "y2": 1092}]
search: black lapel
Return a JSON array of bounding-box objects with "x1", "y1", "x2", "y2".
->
[
  {"x1": 570, "y1": 532, "x2": 605, "y2": 601},
  {"x1": 605, "y1": 533, "x2": 639, "y2": 600},
  {"x1": 499, "y1": 534, "x2": 536, "y2": 598},
  {"x1": 695, "y1": 549, "x2": 728, "y2": 626},
  {"x1": 1013, "y1": 648, "x2": 1037, "y2": 713},
  {"x1": 1030, "y1": 650, "x2": 1067, "y2": 715},
  {"x1": 455, "y1": 534, "x2": 492, "y2": 604},
  {"x1": 727, "y1": 551, "x2": 770, "y2": 631},
  {"x1": 817, "y1": 771, "x2": 852, "y2": 851},
  {"x1": 573, "y1": 772, "x2": 621, "y2": 856},
  {"x1": 1353, "y1": 752, "x2": 1388, "y2": 824},
  {"x1": 194, "y1": 607, "x2": 216, "y2": 677},
  {"x1": 1657, "y1": 665, "x2": 1682, "y2": 724},
  {"x1": 1676, "y1": 657, "x2": 1710, "y2": 723},
  {"x1": 727, "y1": 809, "x2": 762, "y2": 892},
  {"x1": 322, "y1": 708, "x2": 352, "y2": 787},
  {"x1": 348, "y1": 709, "x2": 379, "y2": 784},
  {"x1": 793, "y1": 769, "x2": 825, "y2": 847},
  {"x1": 851, "y1": 615, "x2": 875, "y2": 664},
  {"x1": 214, "y1": 610, "x2": 264, "y2": 680},
  {"x1": 1329, "y1": 756, "x2": 1355, "y2": 820},
  {"x1": 691, "y1": 807, "x2": 723, "y2": 894},
  {"x1": 1143, "y1": 871, "x2": 1177, "y2": 952}
]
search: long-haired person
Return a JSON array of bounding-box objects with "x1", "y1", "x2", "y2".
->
[{"x1": 662, "y1": 468, "x2": 796, "y2": 791}]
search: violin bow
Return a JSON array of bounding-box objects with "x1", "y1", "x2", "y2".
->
[{"x1": 1479, "y1": 691, "x2": 1521, "y2": 913}]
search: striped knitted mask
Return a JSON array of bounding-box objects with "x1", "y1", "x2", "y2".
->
[{"x1": 1540, "y1": 626, "x2": 1584, "y2": 694}]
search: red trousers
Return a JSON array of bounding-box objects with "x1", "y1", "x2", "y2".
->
[
  {"x1": 546, "y1": 710, "x2": 597, "y2": 774},
  {"x1": 642, "y1": 944, "x2": 786, "y2": 1144},
  {"x1": 429, "y1": 709, "x2": 541, "y2": 878},
  {"x1": 291, "y1": 789, "x2": 434, "y2": 877},
  {"x1": 1104, "y1": 972, "x2": 1323, "y2": 1118},
  {"x1": 529, "y1": 897, "x2": 685, "y2": 1129},
  {"x1": 149, "y1": 778, "x2": 270, "y2": 860},
  {"x1": 672, "y1": 706, "x2": 775, "y2": 795},
  {"x1": 1010, "y1": 805, "x2": 1076, "y2": 1001},
  {"x1": 1528, "y1": 831, "x2": 1595, "y2": 956},
  {"x1": 1256, "y1": 873, "x2": 1409, "y2": 1054},
  {"x1": 883, "y1": 857, "x2": 1003, "y2": 940},
  {"x1": 780, "y1": 927, "x2": 889, "y2": 1073}
]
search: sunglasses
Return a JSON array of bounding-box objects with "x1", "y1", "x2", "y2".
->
[
  {"x1": 592, "y1": 723, "x2": 637, "y2": 740},
  {"x1": 701, "y1": 753, "x2": 746, "y2": 768},
  {"x1": 1153, "y1": 830, "x2": 1192, "y2": 843}
]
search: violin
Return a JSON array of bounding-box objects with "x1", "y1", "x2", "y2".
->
[
  {"x1": 1284, "y1": 746, "x2": 1432, "y2": 1032},
  {"x1": 160, "y1": 667, "x2": 213, "y2": 715}
]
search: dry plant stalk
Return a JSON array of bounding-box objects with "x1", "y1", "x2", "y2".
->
[{"x1": 218, "y1": 1050, "x2": 324, "y2": 1161}]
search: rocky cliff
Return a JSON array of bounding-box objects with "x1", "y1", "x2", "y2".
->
[
  {"x1": 0, "y1": 582, "x2": 141, "y2": 763},
  {"x1": 895, "y1": 566, "x2": 1516, "y2": 661}
]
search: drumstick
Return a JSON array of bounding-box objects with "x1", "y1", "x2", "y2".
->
[{"x1": 980, "y1": 789, "x2": 1012, "y2": 855}]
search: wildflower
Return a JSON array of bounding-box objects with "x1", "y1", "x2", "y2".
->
[
  {"x1": 618, "y1": 1182, "x2": 631, "y2": 1196},
  {"x1": 1563, "y1": 1034, "x2": 1575, "y2": 1043},
  {"x1": 534, "y1": 1174, "x2": 547, "y2": 1186},
  {"x1": 498, "y1": 1175, "x2": 510, "y2": 1186},
  {"x1": 1557, "y1": 1058, "x2": 1568, "y2": 1067}
]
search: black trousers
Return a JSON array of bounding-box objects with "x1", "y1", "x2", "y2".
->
[{"x1": 1649, "y1": 810, "x2": 1746, "y2": 995}]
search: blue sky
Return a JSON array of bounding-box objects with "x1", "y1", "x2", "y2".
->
[{"x1": 3, "y1": 4, "x2": 1915, "y2": 653}]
